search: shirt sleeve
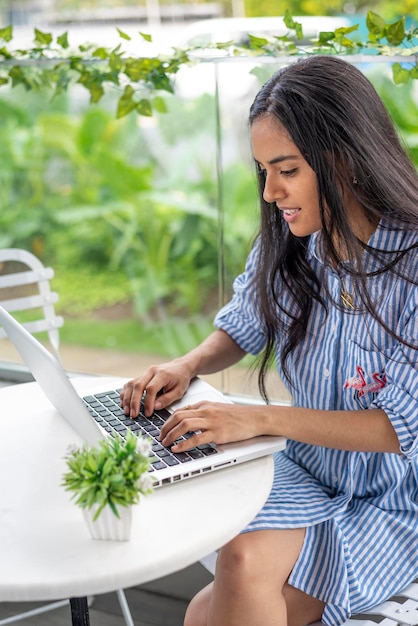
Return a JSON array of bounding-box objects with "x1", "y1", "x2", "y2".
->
[
  {"x1": 371, "y1": 288, "x2": 418, "y2": 461},
  {"x1": 214, "y1": 240, "x2": 267, "y2": 355}
]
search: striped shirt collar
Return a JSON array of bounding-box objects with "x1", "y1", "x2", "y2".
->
[{"x1": 307, "y1": 219, "x2": 416, "y2": 273}]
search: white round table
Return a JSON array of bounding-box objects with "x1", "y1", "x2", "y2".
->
[{"x1": 0, "y1": 377, "x2": 275, "y2": 625}]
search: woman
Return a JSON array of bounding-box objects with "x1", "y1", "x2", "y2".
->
[{"x1": 120, "y1": 56, "x2": 418, "y2": 625}]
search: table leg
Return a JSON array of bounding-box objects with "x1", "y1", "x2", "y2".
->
[{"x1": 69, "y1": 597, "x2": 90, "y2": 626}]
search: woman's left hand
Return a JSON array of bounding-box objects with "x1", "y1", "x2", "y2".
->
[{"x1": 160, "y1": 402, "x2": 260, "y2": 452}]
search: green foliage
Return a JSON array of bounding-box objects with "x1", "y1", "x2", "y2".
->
[
  {"x1": 52, "y1": 269, "x2": 131, "y2": 316},
  {"x1": 0, "y1": 25, "x2": 189, "y2": 118},
  {"x1": 244, "y1": 0, "x2": 341, "y2": 18},
  {"x1": 2, "y1": 57, "x2": 418, "y2": 354},
  {"x1": 377, "y1": 0, "x2": 418, "y2": 21},
  {"x1": 0, "y1": 12, "x2": 418, "y2": 119},
  {"x1": 240, "y1": 11, "x2": 418, "y2": 86},
  {"x1": 62, "y1": 431, "x2": 154, "y2": 520},
  {"x1": 0, "y1": 86, "x2": 258, "y2": 325},
  {"x1": 59, "y1": 314, "x2": 215, "y2": 355},
  {"x1": 363, "y1": 13, "x2": 418, "y2": 86},
  {"x1": 367, "y1": 67, "x2": 418, "y2": 161},
  {"x1": 2, "y1": 15, "x2": 418, "y2": 356}
]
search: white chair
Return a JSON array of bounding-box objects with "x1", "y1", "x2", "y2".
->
[
  {"x1": 310, "y1": 577, "x2": 418, "y2": 624},
  {"x1": 0, "y1": 248, "x2": 63, "y2": 360},
  {"x1": 0, "y1": 248, "x2": 135, "y2": 626}
]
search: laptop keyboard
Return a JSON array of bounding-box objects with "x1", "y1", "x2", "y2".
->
[{"x1": 82, "y1": 389, "x2": 218, "y2": 474}]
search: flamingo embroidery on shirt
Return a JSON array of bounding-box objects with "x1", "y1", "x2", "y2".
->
[{"x1": 344, "y1": 365, "x2": 387, "y2": 398}]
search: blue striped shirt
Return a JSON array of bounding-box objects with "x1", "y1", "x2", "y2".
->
[{"x1": 214, "y1": 220, "x2": 418, "y2": 625}]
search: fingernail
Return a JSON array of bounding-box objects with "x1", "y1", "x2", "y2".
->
[{"x1": 155, "y1": 400, "x2": 162, "y2": 409}]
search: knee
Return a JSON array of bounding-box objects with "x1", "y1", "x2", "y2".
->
[
  {"x1": 184, "y1": 582, "x2": 212, "y2": 626},
  {"x1": 216, "y1": 534, "x2": 262, "y2": 584},
  {"x1": 215, "y1": 529, "x2": 303, "y2": 590}
]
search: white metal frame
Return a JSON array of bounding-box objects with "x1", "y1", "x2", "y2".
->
[{"x1": 0, "y1": 248, "x2": 63, "y2": 359}]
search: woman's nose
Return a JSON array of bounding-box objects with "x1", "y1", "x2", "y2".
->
[{"x1": 263, "y1": 174, "x2": 285, "y2": 204}]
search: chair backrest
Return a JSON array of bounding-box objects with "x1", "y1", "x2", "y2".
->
[{"x1": 0, "y1": 248, "x2": 64, "y2": 359}]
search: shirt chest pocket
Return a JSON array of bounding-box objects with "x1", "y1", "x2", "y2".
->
[{"x1": 342, "y1": 340, "x2": 394, "y2": 409}]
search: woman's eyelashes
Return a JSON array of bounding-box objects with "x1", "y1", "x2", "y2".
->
[
  {"x1": 256, "y1": 162, "x2": 266, "y2": 176},
  {"x1": 256, "y1": 162, "x2": 298, "y2": 178},
  {"x1": 281, "y1": 168, "x2": 298, "y2": 177}
]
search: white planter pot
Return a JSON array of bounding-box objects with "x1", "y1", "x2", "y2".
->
[{"x1": 83, "y1": 505, "x2": 133, "y2": 541}]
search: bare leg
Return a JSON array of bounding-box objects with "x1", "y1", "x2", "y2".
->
[
  {"x1": 284, "y1": 583, "x2": 326, "y2": 626},
  {"x1": 184, "y1": 528, "x2": 325, "y2": 626},
  {"x1": 184, "y1": 583, "x2": 213, "y2": 626}
]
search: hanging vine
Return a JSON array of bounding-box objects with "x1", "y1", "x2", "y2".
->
[{"x1": 0, "y1": 10, "x2": 417, "y2": 118}]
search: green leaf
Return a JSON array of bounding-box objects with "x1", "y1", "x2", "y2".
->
[
  {"x1": 336, "y1": 25, "x2": 359, "y2": 36},
  {"x1": 86, "y1": 457, "x2": 99, "y2": 474},
  {"x1": 410, "y1": 65, "x2": 418, "y2": 79},
  {"x1": 117, "y1": 28, "x2": 131, "y2": 41},
  {"x1": 137, "y1": 98, "x2": 153, "y2": 116},
  {"x1": 51, "y1": 63, "x2": 72, "y2": 97},
  {"x1": 8, "y1": 66, "x2": 31, "y2": 90},
  {"x1": 124, "y1": 57, "x2": 147, "y2": 81},
  {"x1": 93, "y1": 503, "x2": 106, "y2": 521},
  {"x1": 140, "y1": 32, "x2": 152, "y2": 42},
  {"x1": 34, "y1": 28, "x2": 53, "y2": 46},
  {"x1": 0, "y1": 26, "x2": 13, "y2": 42},
  {"x1": 0, "y1": 46, "x2": 12, "y2": 59},
  {"x1": 318, "y1": 31, "x2": 335, "y2": 44},
  {"x1": 109, "y1": 474, "x2": 125, "y2": 487},
  {"x1": 337, "y1": 36, "x2": 357, "y2": 49},
  {"x1": 89, "y1": 83, "x2": 105, "y2": 104},
  {"x1": 392, "y1": 63, "x2": 410, "y2": 85},
  {"x1": 247, "y1": 34, "x2": 269, "y2": 50},
  {"x1": 79, "y1": 43, "x2": 94, "y2": 53},
  {"x1": 117, "y1": 85, "x2": 137, "y2": 118},
  {"x1": 153, "y1": 72, "x2": 173, "y2": 93},
  {"x1": 109, "y1": 50, "x2": 123, "y2": 72},
  {"x1": 57, "y1": 32, "x2": 69, "y2": 49},
  {"x1": 366, "y1": 11, "x2": 386, "y2": 37},
  {"x1": 77, "y1": 68, "x2": 105, "y2": 103},
  {"x1": 283, "y1": 10, "x2": 303, "y2": 40},
  {"x1": 283, "y1": 10, "x2": 294, "y2": 30},
  {"x1": 386, "y1": 19, "x2": 406, "y2": 46},
  {"x1": 108, "y1": 499, "x2": 120, "y2": 518},
  {"x1": 92, "y1": 47, "x2": 109, "y2": 60}
]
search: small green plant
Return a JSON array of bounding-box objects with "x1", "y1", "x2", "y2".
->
[{"x1": 62, "y1": 431, "x2": 154, "y2": 520}]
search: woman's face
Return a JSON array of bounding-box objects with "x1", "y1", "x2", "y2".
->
[{"x1": 251, "y1": 115, "x2": 322, "y2": 238}]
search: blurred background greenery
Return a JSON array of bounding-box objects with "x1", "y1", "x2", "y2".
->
[
  {"x1": 0, "y1": 0, "x2": 416, "y2": 21},
  {"x1": 1, "y1": 61, "x2": 417, "y2": 356},
  {"x1": 0, "y1": 60, "x2": 261, "y2": 356},
  {"x1": 0, "y1": 3, "x2": 417, "y2": 363}
]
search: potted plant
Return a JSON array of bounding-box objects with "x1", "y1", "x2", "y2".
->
[{"x1": 62, "y1": 431, "x2": 154, "y2": 541}]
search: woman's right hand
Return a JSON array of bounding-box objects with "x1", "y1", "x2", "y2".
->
[
  {"x1": 120, "y1": 330, "x2": 246, "y2": 419},
  {"x1": 120, "y1": 359, "x2": 195, "y2": 418}
]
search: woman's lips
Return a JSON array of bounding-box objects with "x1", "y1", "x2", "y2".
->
[{"x1": 279, "y1": 207, "x2": 301, "y2": 223}]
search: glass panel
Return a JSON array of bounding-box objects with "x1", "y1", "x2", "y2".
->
[{"x1": 0, "y1": 16, "x2": 416, "y2": 406}]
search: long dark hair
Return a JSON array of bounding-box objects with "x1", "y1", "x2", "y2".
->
[{"x1": 249, "y1": 56, "x2": 418, "y2": 400}]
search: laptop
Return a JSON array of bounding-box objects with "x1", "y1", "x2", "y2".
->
[{"x1": 0, "y1": 304, "x2": 285, "y2": 487}]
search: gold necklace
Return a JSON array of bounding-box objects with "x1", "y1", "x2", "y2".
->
[{"x1": 340, "y1": 277, "x2": 355, "y2": 310}]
